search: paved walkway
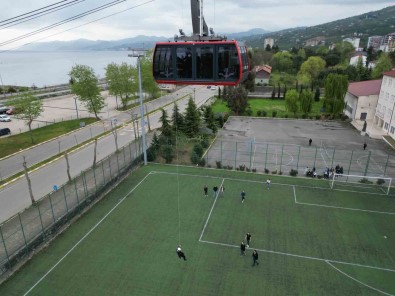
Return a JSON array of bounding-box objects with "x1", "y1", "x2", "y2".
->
[{"x1": 351, "y1": 119, "x2": 387, "y2": 139}]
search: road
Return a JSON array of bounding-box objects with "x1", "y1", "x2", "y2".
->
[{"x1": 0, "y1": 86, "x2": 215, "y2": 223}]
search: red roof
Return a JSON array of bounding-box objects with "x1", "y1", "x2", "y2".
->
[
  {"x1": 253, "y1": 65, "x2": 272, "y2": 74},
  {"x1": 384, "y1": 70, "x2": 395, "y2": 77},
  {"x1": 348, "y1": 79, "x2": 382, "y2": 97}
]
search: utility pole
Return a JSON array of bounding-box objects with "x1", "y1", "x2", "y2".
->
[{"x1": 129, "y1": 50, "x2": 148, "y2": 165}]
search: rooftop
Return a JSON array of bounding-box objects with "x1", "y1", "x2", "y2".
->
[
  {"x1": 348, "y1": 79, "x2": 382, "y2": 97},
  {"x1": 384, "y1": 70, "x2": 395, "y2": 77}
]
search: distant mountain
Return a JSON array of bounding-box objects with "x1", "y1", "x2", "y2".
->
[
  {"x1": 18, "y1": 29, "x2": 269, "y2": 51},
  {"x1": 244, "y1": 5, "x2": 395, "y2": 49}
]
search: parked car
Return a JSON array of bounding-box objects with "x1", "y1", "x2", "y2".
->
[
  {"x1": 0, "y1": 114, "x2": 11, "y2": 122},
  {"x1": 211, "y1": 86, "x2": 217, "y2": 91},
  {"x1": 0, "y1": 128, "x2": 11, "y2": 136},
  {"x1": 6, "y1": 107, "x2": 15, "y2": 115},
  {"x1": 0, "y1": 107, "x2": 10, "y2": 114}
]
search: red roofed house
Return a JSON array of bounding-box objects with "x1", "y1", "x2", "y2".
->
[
  {"x1": 253, "y1": 65, "x2": 272, "y2": 85},
  {"x1": 374, "y1": 70, "x2": 395, "y2": 139},
  {"x1": 344, "y1": 79, "x2": 382, "y2": 121}
]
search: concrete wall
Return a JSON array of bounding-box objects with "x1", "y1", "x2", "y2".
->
[{"x1": 376, "y1": 75, "x2": 395, "y2": 139}]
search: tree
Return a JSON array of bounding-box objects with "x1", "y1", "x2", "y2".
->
[
  {"x1": 183, "y1": 97, "x2": 201, "y2": 137},
  {"x1": 171, "y1": 103, "x2": 184, "y2": 131},
  {"x1": 334, "y1": 41, "x2": 355, "y2": 64},
  {"x1": 243, "y1": 71, "x2": 255, "y2": 92},
  {"x1": 159, "y1": 108, "x2": 172, "y2": 138},
  {"x1": 324, "y1": 74, "x2": 348, "y2": 115},
  {"x1": 106, "y1": 62, "x2": 137, "y2": 109},
  {"x1": 8, "y1": 92, "x2": 43, "y2": 143},
  {"x1": 69, "y1": 65, "x2": 104, "y2": 119},
  {"x1": 272, "y1": 51, "x2": 293, "y2": 73},
  {"x1": 285, "y1": 90, "x2": 299, "y2": 116},
  {"x1": 225, "y1": 85, "x2": 249, "y2": 115},
  {"x1": 299, "y1": 90, "x2": 313, "y2": 115},
  {"x1": 298, "y1": 56, "x2": 326, "y2": 85},
  {"x1": 314, "y1": 87, "x2": 320, "y2": 102},
  {"x1": 265, "y1": 44, "x2": 271, "y2": 51},
  {"x1": 203, "y1": 105, "x2": 217, "y2": 133},
  {"x1": 140, "y1": 50, "x2": 159, "y2": 99},
  {"x1": 325, "y1": 53, "x2": 341, "y2": 67},
  {"x1": 372, "y1": 53, "x2": 393, "y2": 79},
  {"x1": 277, "y1": 82, "x2": 281, "y2": 98}
]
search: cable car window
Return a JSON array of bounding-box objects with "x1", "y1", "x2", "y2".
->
[
  {"x1": 196, "y1": 46, "x2": 214, "y2": 79},
  {"x1": 153, "y1": 46, "x2": 174, "y2": 79},
  {"x1": 217, "y1": 45, "x2": 239, "y2": 81},
  {"x1": 176, "y1": 47, "x2": 193, "y2": 79}
]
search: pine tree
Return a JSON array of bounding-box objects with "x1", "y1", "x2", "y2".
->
[
  {"x1": 171, "y1": 103, "x2": 184, "y2": 132},
  {"x1": 183, "y1": 97, "x2": 201, "y2": 137}
]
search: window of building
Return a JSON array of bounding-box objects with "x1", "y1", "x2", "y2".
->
[
  {"x1": 385, "y1": 122, "x2": 389, "y2": 130},
  {"x1": 391, "y1": 126, "x2": 395, "y2": 134}
]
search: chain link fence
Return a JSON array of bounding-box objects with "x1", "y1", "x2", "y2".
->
[
  {"x1": 204, "y1": 140, "x2": 395, "y2": 179},
  {"x1": 0, "y1": 141, "x2": 143, "y2": 279}
]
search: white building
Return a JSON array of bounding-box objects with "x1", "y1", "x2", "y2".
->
[
  {"x1": 264, "y1": 38, "x2": 274, "y2": 49},
  {"x1": 343, "y1": 37, "x2": 360, "y2": 50},
  {"x1": 349, "y1": 54, "x2": 367, "y2": 67},
  {"x1": 374, "y1": 70, "x2": 395, "y2": 138},
  {"x1": 344, "y1": 79, "x2": 381, "y2": 121}
]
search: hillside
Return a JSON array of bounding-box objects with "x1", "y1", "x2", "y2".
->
[{"x1": 244, "y1": 5, "x2": 395, "y2": 49}]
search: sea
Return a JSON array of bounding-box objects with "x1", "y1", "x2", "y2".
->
[{"x1": 0, "y1": 51, "x2": 137, "y2": 88}]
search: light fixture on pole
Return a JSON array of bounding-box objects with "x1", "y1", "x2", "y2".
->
[{"x1": 129, "y1": 49, "x2": 148, "y2": 165}]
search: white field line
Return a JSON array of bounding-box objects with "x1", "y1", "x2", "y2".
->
[
  {"x1": 199, "y1": 240, "x2": 395, "y2": 273},
  {"x1": 293, "y1": 186, "x2": 395, "y2": 215},
  {"x1": 319, "y1": 140, "x2": 329, "y2": 167},
  {"x1": 23, "y1": 172, "x2": 153, "y2": 296},
  {"x1": 198, "y1": 178, "x2": 225, "y2": 241},
  {"x1": 326, "y1": 261, "x2": 394, "y2": 296}
]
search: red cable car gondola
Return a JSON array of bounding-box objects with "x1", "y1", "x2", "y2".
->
[{"x1": 153, "y1": 40, "x2": 249, "y2": 86}]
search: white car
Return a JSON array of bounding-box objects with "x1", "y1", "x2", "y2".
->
[{"x1": 0, "y1": 115, "x2": 11, "y2": 122}]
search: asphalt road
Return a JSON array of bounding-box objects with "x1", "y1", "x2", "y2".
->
[{"x1": 0, "y1": 86, "x2": 215, "y2": 223}]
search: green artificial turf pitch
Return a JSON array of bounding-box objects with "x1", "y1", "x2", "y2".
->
[{"x1": 1, "y1": 165, "x2": 394, "y2": 295}]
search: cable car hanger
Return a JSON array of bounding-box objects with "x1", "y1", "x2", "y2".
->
[{"x1": 152, "y1": 0, "x2": 250, "y2": 86}]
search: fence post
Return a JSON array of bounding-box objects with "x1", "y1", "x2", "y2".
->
[
  {"x1": 249, "y1": 141, "x2": 253, "y2": 170},
  {"x1": 264, "y1": 144, "x2": 269, "y2": 171},
  {"x1": 296, "y1": 146, "x2": 301, "y2": 171},
  {"x1": 129, "y1": 142, "x2": 133, "y2": 163},
  {"x1": 280, "y1": 144, "x2": 284, "y2": 173},
  {"x1": 313, "y1": 147, "x2": 318, "y2": 168},
  {"x1": 0, "y1": 226, "x2": 10, "y2": 265},
  {"x1": 234, "y1": 142, "x2": 238, "y2": 169},
  {"x1": 108, "y1": 158, "x2": 113, "y2": 180},
  {"x1": 93, "y1": 165, "x2": 98, "y2": 195},
  {"x1": 37, "y1": 203, "x2": 45, "y2": 237},
  {"x1": 330, "y1": 148, "x2": 336, "y2": 169},
  {"x1": 81, "y1": 172, "x2": 88, "y2": 199},
  {"x1": 101, "y1": 161, "x2": 106, "y2": 184},
  {"x1": 347, "y1": 151, "x2": 354, "y2": 175},
  {"x1": 123, "y1": 146, "x2": 126, "y2": 168},
  {"x1": 48, "y1": 195, "x2": 56, "y2": 223},
  {"x1": 18, "y1": 213, "x2": 28, "y2": 249},
  {"x1": 383, "y1": 154, "x2": 390, "y2": 176},
  {"x1": 364, "y1": 151, "x2": 372, "y2": 176},
  {"x1": 220, "y1": 141, "x2": 223, "y2": 163},
  {"x1": 62, "y1": 187, "x2": 69, "y2": 213}
]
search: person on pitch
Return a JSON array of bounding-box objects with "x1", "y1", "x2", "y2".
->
[{"x1": 176, "y1": 245, "x2": 187, "y2": 261}]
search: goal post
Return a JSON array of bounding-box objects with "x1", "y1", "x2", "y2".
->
[{"x1": 330, "y1": 173, "x2": 392, "y2": 195}]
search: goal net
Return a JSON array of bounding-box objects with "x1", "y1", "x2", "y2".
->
[{"x1": 330, "y1": 174, "x2": 392, "y2": 195}]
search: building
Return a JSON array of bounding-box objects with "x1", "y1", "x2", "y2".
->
[
  {"x1": 253, "y1": 65, "x2": 272, "y2": 85},
  {"x1": 349, "y1": 53, "x2": 367, "y2": 67},
  {"x1": 374, "y1": 70, "x2": 395, "y2": 138},
  {"x1": 343, "y1": 37, "x2": 360, "y2": 50},
  {"x1": 305, "y1": 37, "x2": 325, "y2": 47},
  {"x1": 263, "y1": 38, "x2": 274, "y2": 49},
  {"x1": 344, "y1": 79, "x2": 382, "y2": 121},
  {"x1": 367, "y1": 35, "x2": 383, "y2": 50}
]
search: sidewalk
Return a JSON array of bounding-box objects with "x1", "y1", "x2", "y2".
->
[{"x1": 351, "y1": 119, "x2": 387, "y2": 139}]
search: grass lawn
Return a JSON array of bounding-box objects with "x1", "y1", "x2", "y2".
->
[
  {"x1": 1, "y1": 164, "x2": 394, "y2": 295},
  {"x1": 0, "y1": 118, "x2": 97, "y2": 159},
  {"x1": 212, "y1": 97, "x2": 324, "y2": 118}
]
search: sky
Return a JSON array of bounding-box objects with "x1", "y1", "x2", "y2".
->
[{"x1": 0, "y1": 0, "x2": 394, "y2": 49}]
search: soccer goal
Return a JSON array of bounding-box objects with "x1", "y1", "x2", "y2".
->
[{"x1": 330, "y1": 174, "x2": 392, "y2": 195}]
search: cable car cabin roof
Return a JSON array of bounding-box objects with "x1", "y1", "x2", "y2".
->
[{"x1": 153, "y1": 40, "x2": 250, "y2": 86}]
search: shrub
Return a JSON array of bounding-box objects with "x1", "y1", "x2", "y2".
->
[
  {"x1": 193, "y1": 143, "x2": 204, "y2": 157},
  {"x1": 256, "y1": 110, "x2": 262, "y2": 116},
  {"x1": 252, "y1": 168, "x2": 257, "y2": 173},
  {"x1": 198, "y1": 158, "x2": 206, "y2": 167},
  {"x1": 264, "y1": 168, "x2": 269, "y2": 174},
  {"x1": 161, "y1": 145, "x2": 175, "y2": 163},
  {"x1": 239, "y1": 164, "x2": 246, "y2": 171},
  {"x1": 216, "y1": 161, "x2": 222, "y2": 169},
  {"x1": 294, "y1": 115, "x2": 299, "y2": 119},
  {"x1": 315, "y1": 115, "x2": 320, "y2": 120},
  {"x1": 284, "y1": 114, "x2": 289, "y2": 118},
  {"x1": 246, "y1": 167, "x2": 251, "y2": 172},
  {"x1": 245, "y1": 107, "x2": 253, "y2": 116},
  {"x1": 289, "y1": 169, "x2": 298, "y2": 177},
  {"x1": 191, "y1": 151, "x2": 200, "y2": 164},
  {"x1": 272, "y1": 110, "x2": 277, "y2": 117},
  {"x1": 359, "y1": 178, "x2": 373, "y2": 184},
  {"x1": 279, "y1": 171, "x2": 283, "y2": 175},
  {"x1": 201, "y1": 137, "x2": 209, "y2": 149},
  {"x1": 146, "y1": 147, "x2": 157, "y2": 162},
  {"x1": 271, "y1": 170, "x2": 277, "y2": 174},
  {"x1": 224, "y1": 165, "x2": 233, "y2": 170},
  {"x1": 377, "y1": 178, "x2": 385, "y2": 186},
  {"x1": 301, "y1": 114, "x2": 307, "y2": 119},
  {"x1": 261, "y1": 110, "x2": 267, "y2": 117}
]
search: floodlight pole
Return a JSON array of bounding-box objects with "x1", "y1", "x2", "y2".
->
[{"x1": 129, "y1": 50, "x2": 147, "y2": 165}]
